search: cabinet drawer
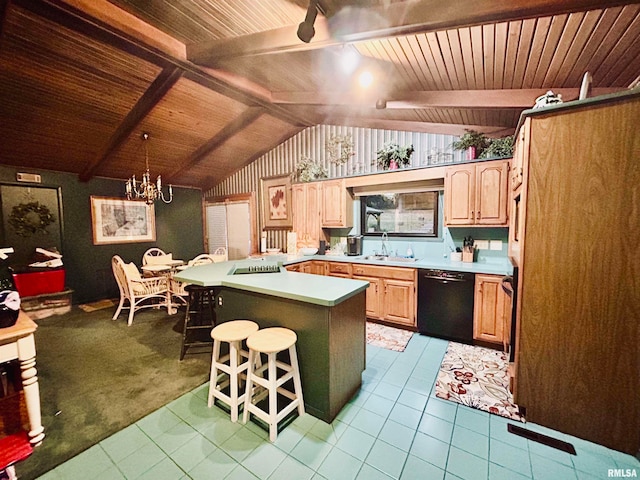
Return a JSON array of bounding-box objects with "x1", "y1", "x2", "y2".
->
[
  {"x1": 327, "y1": 262, "x2": 352, "y2": 275},
  {"x1": 351, "y1": 264, "x2": 416, "y2": 281}
]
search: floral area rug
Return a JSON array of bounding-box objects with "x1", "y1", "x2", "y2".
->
[
  {"x1": 366, "y1": 322, "x2": 413, "y2": 352},
  {"x1": 435, "y1": 341, "x2": 524, "y2": 421}
]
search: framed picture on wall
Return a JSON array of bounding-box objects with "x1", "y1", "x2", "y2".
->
[
  {"x1": 90, "y1": 196, "x2": 155, "y2": 245},
  {"x1": 260, "y1": 175, "x2": 292, "y2": 229}
]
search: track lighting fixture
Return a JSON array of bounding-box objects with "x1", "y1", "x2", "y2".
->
[
  {"x1": 376, "y1": 99, "x2": 387, "y2": 109},
  {"x1": 297, "y1": 0, "x2": 319, "y2": 43}
]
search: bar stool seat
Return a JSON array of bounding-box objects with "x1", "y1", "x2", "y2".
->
[
  {"x1": 242, "y1": 327, "x2": 305, "y2": 441},
  {"x1": 208, "y1": 320, "x2": 259, "y2": 422}
]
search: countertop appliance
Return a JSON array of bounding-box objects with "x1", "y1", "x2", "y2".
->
[
  {"x1": 417, "y1": 269, "x2": 475, "y2": 344},
  {"x1": 346, "y1": 235, "x2": 363, "y2": 256}
]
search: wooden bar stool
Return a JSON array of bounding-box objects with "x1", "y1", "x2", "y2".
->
[
  {"x1": 180, "y1": 285, "x2": 216, "y2": 360},
  {"x1": 242, "y1": 327, "x2": 305, "y2": 441},
  {"x1": 207, "y1": 320, "x2": 259, "y2": 422}
]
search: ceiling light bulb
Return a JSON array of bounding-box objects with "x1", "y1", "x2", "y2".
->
[{"x1": 359, "y1": 71, "x2": 373, "y2": 88}]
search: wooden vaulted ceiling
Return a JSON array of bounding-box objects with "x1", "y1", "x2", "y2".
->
[{"x1": 0, "y1": 0, "x2": 638, "y2": 190}]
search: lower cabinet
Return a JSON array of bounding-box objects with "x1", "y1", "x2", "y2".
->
[
  {"x1": 351, "y1": 274, "x2": 382, "y2": 318},
  {"x1": 473, "y1": 274, "x2": 508, "y2": 346},
  {"x1": 352, "y1": 264, "x2": 416, "y2": 328},
  {"x1": 325, "y1": 261, "x2": 352, "y2": 278}
]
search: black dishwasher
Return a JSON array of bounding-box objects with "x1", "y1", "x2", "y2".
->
[{"x1": 417, "y1": 269, "x2": 475, "y2": 344}]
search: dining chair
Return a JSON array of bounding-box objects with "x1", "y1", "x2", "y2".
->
[
  {"x1": 188, "y1": 254, "x2": 217, "y2": 266},
  {"x1": 211, "y1": 247, "x2": 228, "y2": 263},
  {"x1": 142, "y1": 248, "x2": 168, "y2": 266},
  {"x1": 112, "y1": 255, "x2": 170, "y2": 326}
]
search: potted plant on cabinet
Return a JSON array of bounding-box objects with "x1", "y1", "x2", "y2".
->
[
  {"x1": 294, "y1": 156, "x2": 328, "y2": 182},
  {"x1": 480, "y1": 135, "x2": 514, "y2": 159},
  {"x1": 451, "y1": 130, "x2": 490, "y2": 160},
  {"x1": 375, "y1": 143, "x2": 415, "y2": 170}
]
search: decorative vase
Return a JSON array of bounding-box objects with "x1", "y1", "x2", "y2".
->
[
  {"x1": 466, "y1": 147, "x2": 477, "y2": 160},
  {"x1": 389, "y1": 160, "x2": 399, "y2": 170}
]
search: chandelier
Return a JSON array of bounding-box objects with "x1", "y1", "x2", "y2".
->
[{"x1": 125, "y1": 133, "x2": 173, "y2": 205}]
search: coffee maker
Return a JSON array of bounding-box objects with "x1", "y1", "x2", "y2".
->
[{"x1": 346, "y1": 235, "x2": 363, "y2": 256}]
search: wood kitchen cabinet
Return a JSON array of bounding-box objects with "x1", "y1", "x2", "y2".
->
[
  {"x1": 473, "y1": 274, "x2": 508, "y2": 345},
  {"x1": 352, "y1": 264, "x2": 416, "y2": 328},
  {"x1": 321, "y1": 179, "x2": 353, "y2": 228},
  {"x1": 444, "y1": 159, "x2": 509, "y2": 226},
  {"x1": 351, "y1": 274, "x2": 382, "y2": 318},
  {"x1": 512, "y1": 91, "x2": 639, "y2": 455},
  {"x1": 292, "y1": 182, "x2": 323, "y2": 248},
  {"x1": 325, "y1": 261, "x2": 352, "y2": 278}
]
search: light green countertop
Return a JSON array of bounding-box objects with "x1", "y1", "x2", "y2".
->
[
  {"x1": 173, "y1": 260, "x2": 369, "y2": 307},
  {"x1": 283, "y1": 254, "x2": 513, "y2": 276}
]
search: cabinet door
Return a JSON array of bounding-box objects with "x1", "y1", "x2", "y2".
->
[
  {"x1": 511, "y1": 119, "x2": 529, "y2": 191},
  {"x1": 321, "y1": 179, "x2": 352, "y2": 227},
  {"x1": 444, "y1": 165, "x2": 475, "y2": 225},
  {"x1": 292, "y1": 184, "x2": 307, "y2": 244},
  {"x1": 475, "y1": 160, "x2": 509, "y2": 226},
  {"x1": 473, "y1": 274, "x2": 506, "y2": 344},
  {"x1": 293, "y1": 183, "x2": 321, "y2": 247},
  {"x1": 382, "y1": 279, "x2": 416, "y2": 327},
  {"x1": 306, "y1": 183, "x2": 321, "y2": 247},
  {"x1": 352, "y1": 275, "x2": 382, "y2": 319},
  {"x1": 310, "y1": 260, "x2": 326, "y2": 275}
]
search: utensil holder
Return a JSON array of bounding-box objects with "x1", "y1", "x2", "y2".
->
[{"x1": 451, "y1": 252, "x2": 463, "y2": 262}]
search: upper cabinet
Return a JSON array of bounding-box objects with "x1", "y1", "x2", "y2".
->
[
  {"x1": 292, "y1": 182, "x2": 322, "y2": 248},
  {"x1": 444, "y1": 159, "x2": 510, "y2": 227},
  {"x1": 321, "y1": 179, "x2": 353, "y2": 228}
]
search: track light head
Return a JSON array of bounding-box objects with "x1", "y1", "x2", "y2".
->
[
  {"x1": 297, "y1": 21, "x2": 316, "y2": 43},
  {"x1": 376, "y1": 99, "x2": 387, "y2": 109},
  {"x1": 297, "y1": 0, "x2": 318, "y2": 43}
]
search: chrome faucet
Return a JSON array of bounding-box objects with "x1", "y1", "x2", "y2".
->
[{"x1": 381, "y1": 231, "x2": 389, "y2": 257}]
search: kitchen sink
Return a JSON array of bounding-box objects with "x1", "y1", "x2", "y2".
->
[{"x1": 362, "y1": 255, "x2": 418, "y2": 263}]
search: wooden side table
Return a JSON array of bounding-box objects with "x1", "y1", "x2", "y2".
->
[{"x1": 0, "y1": 311, "x2": 44, "y2": 447}]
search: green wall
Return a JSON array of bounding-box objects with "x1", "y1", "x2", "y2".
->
[{"x1": 0, "y1": 165, "x2": 204, "y2": 304}]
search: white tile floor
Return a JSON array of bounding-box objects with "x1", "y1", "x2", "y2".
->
[{"x1": 34, "y1": 334, "x2": 639, "y2": 479}]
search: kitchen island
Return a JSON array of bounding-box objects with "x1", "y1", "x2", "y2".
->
[{"x1": 173, "y1": 260, "x2": 368, "y2": 423}]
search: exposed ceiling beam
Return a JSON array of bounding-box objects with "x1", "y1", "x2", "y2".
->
[
  {"x1": 79, "y1": 66, "x2": 183, "y2": 182},
  {"x1": 18, "y1": 0, "x2": 312, "y2": 128},
  {"x1": 272, "y1": 88, "x2": 626, "y2": 109},
  {"x1": 56, "y1": 0, "x2": 185, "y2": 59},
  {"x1": 166, "y1": 107, "x2": 265, "y2": 185},
  {"x1": 187, "y1": 0, "x2": 634, "y2": 66}
]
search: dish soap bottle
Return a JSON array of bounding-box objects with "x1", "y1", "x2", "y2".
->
[{"x1": 406, "y1": 246, "x2": 414, "y2": 258}]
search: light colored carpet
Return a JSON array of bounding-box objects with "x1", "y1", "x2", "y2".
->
[
  {"x1": 435, "y1": 341, "x2": 524, "y2": 421},
  {"x1": 366, "y1": 322, "x2": 413, "y2": 352}
]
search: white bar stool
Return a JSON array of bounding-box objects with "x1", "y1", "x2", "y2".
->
[
  {"x1": 207, "y1": 320, "x2": 259, "y2": 422},
  {"x1": 242, "y1": 327, "x2": 305, "y2": 441}
]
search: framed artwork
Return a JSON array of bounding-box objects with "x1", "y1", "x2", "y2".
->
[
  {"x1": 260, "y1": 175, "x2": 292, "y2": 229},
  {"x1": 90, "y1": 196, "x2": 155, "y2": 245}
]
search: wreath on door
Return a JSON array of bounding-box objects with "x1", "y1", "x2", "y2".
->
[{"x1": 8, "y1": 201, "x2": 55, "y2": 237}]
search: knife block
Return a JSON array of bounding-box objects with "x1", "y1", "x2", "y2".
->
[{"x1": 462, "y1": 248, "x2": 475, "y2": 263}]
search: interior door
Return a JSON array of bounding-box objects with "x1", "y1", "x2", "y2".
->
[{"x1": 206, "y1": 201, "x2": 251, "y2": 260}]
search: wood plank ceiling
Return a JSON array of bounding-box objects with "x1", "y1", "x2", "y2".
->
[{"x1": 0, "y1": 0, "x2": 638, "y2": 190}]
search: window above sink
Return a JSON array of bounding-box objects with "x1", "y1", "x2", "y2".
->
[{"x1": 360, "y1": 191, "x2": 439, "y2": 237}]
